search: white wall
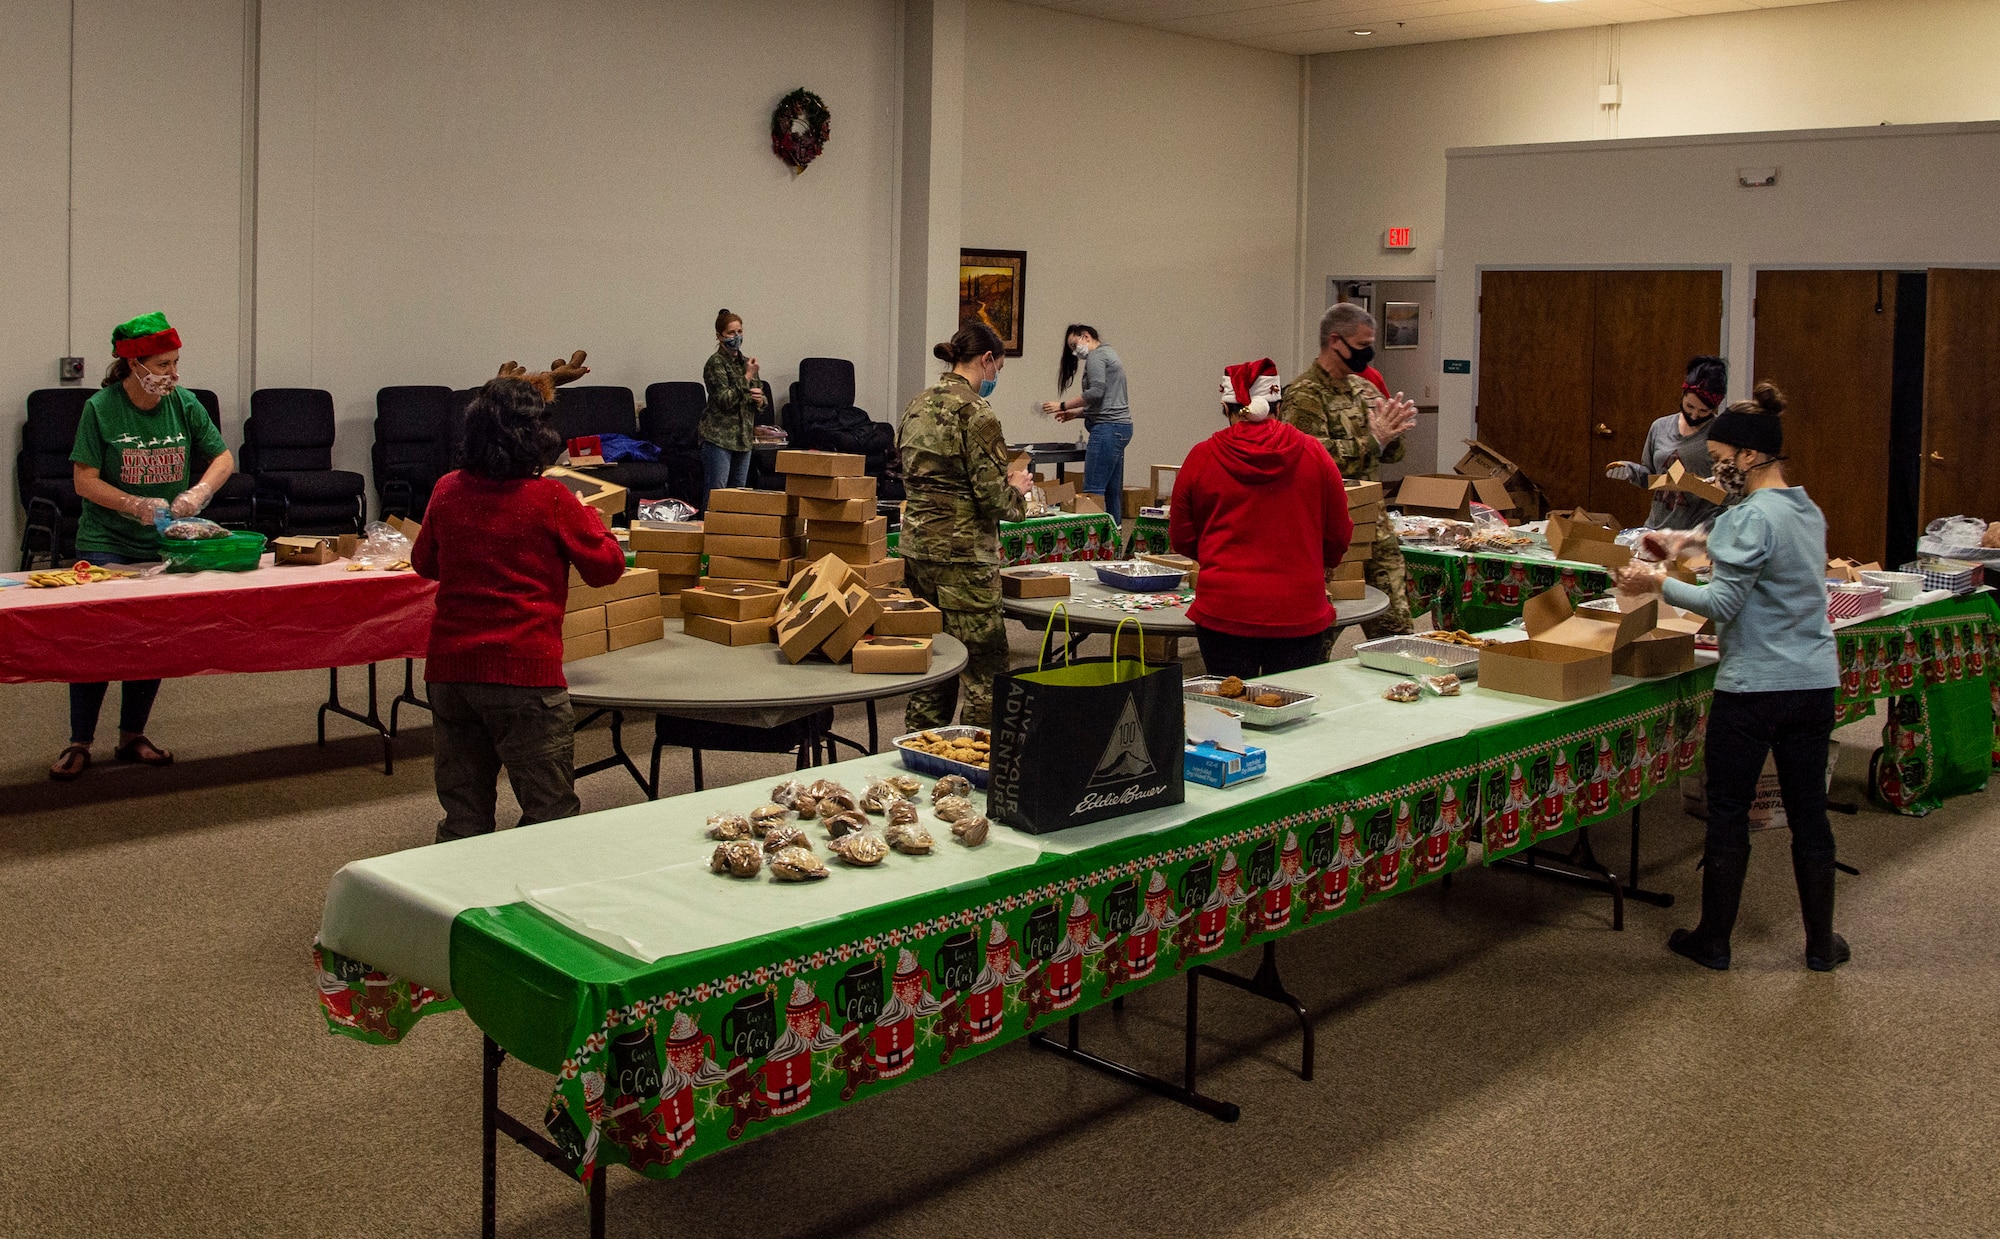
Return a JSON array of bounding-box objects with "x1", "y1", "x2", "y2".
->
[
  {"x1": 1305, "y1": 0, "x2": 2000, "y2": 446},
  {"x1": 961, "y1": 0, "x2": 1303, "y2": 489}
]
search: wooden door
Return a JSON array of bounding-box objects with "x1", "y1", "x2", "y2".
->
[
  {"x1": 1476, "y1": 271, "x2": 1595, "y2": 514},
  {"x1": 1752, "y1": 270, "x2": 1897, "y2": 564},
  {"x1": 1586, "y1": 270, "x2": 1724, "y2": 527},
  {"x1": 1921, "y1": 269, "x2": 2000, "y2": 529}
]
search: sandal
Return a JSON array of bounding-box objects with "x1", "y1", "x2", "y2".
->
[
  {"x1": 113, "y1": 736, "x2": 174, "y2": 767},
  {"x1": 49, "y1": 744, "x2": 91, "y2": 781}
]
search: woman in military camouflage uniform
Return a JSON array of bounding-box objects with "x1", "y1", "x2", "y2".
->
[{"x1": 896, "y1": 324, "x2": 1034, "y2": 729}]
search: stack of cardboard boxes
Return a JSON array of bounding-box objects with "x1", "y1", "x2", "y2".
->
[
  {"x1": 761, "y1": 554, "x2": 942, "y2": 672},
  {"x1": 1330, "y1": 480, "x2": 1383, "y2": 601},
  {"x1": 628, "y1": 519, "x2": 704, "y2": 618},
  {"x1": 562, "y1": 566, "x2": 664, "y2": 662},
  {"x1": 781, "y1": 450, "x2": 904, "y2": 588},
  {"x1": 703, "y1": 488, "x2": 807, "y2": 587}
]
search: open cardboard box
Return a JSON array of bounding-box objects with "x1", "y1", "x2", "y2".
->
[
  {"x1": 1067, "y1": 493, "x2": 1105, "y2": 515},
  {"x1": 773, "y1": 555, "x2": 866, "y2": 663},
  {"x1": 1000, "y1": 568, "x2": 1071, "y2": 599},
  {"x1": 1648, "y1": 459, "x2": 1727, "y2": 506},
  {"x1": 1827, "y1": 557, "x2": 1883, "y2": 584},
  {"x1": 681, "y1": 580, "x2": 786, "y2": 622},
  {"x1": 1544, "y1": 509, "x2": 1633, "y2": 569},
  {"x1": 272, "y1": 533, "x2": 360, "y2": 565},
  {"x1": 1583, "y1": 593, "x2": 1704, "y2": 677},
  {"x1": 1453, "y1": 440, "x2": 1523, "y2": 484},
  {"x1": 851, "y1": 636, "x2": 933, "y2": 674},
  {"x1": 1478, "y1": 587, "x2": 1655, "y2": 701},
  {"x1": 1395, "y1": 474, "x2": 1516, "y2": 522},
  {"x1": 544, "y1": 465, "x2": 627, "y2": 517}
]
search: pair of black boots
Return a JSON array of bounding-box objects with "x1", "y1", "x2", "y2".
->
[{"x1": 1668, "y1": 849, "x2": 1851, "y2": 972}]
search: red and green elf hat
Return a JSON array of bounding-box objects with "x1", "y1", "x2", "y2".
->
[{"x1": 112, "y1": 311, "x2": 182, "y2": 359}]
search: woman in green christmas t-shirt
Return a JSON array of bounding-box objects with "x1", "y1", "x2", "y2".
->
[{"x1": 51, "y1": 312, "x2": 236, "y2": 780}]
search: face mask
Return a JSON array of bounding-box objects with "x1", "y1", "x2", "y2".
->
[
  {"x1": 1713, "y1": 459, "x2": 1749, "y2": 498},
  {"x1": 723, "y1": 333, "x2": 743, "y2": 350},
  {"x1": 1071, "y1": 342, "x2": 1089, "y2": 358},
  {"x1": 1340, "y1": 339, "x2": 1375, "y2": 371},
  {"x1": 134, "y1": 363, "x2": 176, "y2": 397},
  {"x1": 1685, "y1": 408, "x2": 1714, "y2": 427},
  {"x1": 977, "y1": 378, "x2": 997, "y2": 399}
]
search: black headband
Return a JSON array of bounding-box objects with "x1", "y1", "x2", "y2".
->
[{"x1": 1708, "y1": 410, "x2": 1782, "y2": 455}]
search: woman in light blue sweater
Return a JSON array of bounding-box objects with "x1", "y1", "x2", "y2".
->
[{"x1": 1615, "y1": 382, "x2": 1848, "y2": 972}]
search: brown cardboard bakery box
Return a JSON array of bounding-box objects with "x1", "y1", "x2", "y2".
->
[
  {"x1": 1328, "y1": 578, "x2": 1367, "y2": 600},
  {"x1": 1394, "y1": 474, "x2": 1516, "y2": 522},
  {"x1": 1137, "y1": 552, "x2": 1196, "y2": 585},
  {"x1": 566, "y1": 566, "x2": 659, "y2": 611},
  {"x1": 272, "y1": 533, "x2": 360, "y2": 565},
  {"x1": 1000, "y1": 567, "x2": 1071, "y2": 598},
  {"x1": 1826, "y1": 558, "x2": 1883, "y2": 584},
  {"x1": 820, "y1": 586, "x2": 887, "y2": 662},
  {"x1": 796, "y1": 496, "x2": 875, "y2": 523},
  {"x1": 655, "y1": 572, "x2": 702, "y2": 596},
  {"x1": 627, "y1": 521, "x2": 704, "y2": 553},
  {"x1": 1330, "y1": 559, "x2": 1366, "y2": 581},
  {"x1": 1149, "y1": 464, "x2": 1182, "y2": 502},
  {"x1": 1349, "y1": 521, "x2": 1379, "y2": 545},
  {"x1": 1582, "y1": 595, "x2": 1702, "y2": 678},
  {"x1": 806, "y1": 515, "x2": 888, "y2": 545},
  {"x1": 633, "y1": 550, "x2": 702, "y2": 576},
  {"x1": 703, "y1": 510, "x2": 801, "y2": 538},
  {"x1": 605, "y1": 594, "x2": 661, "y2": 628},
  {"x1": 1123, "y1": 484, "x2": 1153, "y2": 515},
  {"x1": 851, "y1": 636, "x2": 933, "y2": 674},
  {"x1": 681, "y1": 580, "x2": 786, "y2": 622},
  {"x1": 1344, "y1": 479, "x2": 1385, "y2": 511},
  {"x1": 705, "y1": 533, "x2": 807, "y2": 560},
  {"x1": 806, "y1": 538, "x2": 889, "y2": 566},
  {"x1": 853, "y1": 556, "x2": 906, "y2": 587},
  {"x1": 873, "y1": 595, "x2": 945, "y2": 636},
  {"x1": 772, "y1": 555, "x2": 864, "y2": 662},
  {"x1": 706, "y1": 487, "x2": 792, "y2": 516},
  {"x1": 562, "y1": 629, "x2": 608, "y2": 663},
  {"x1": 561, "y1": 606, "x2": 606, "y2": 638},
  {"x1": 660, "y1": 594, "x2": 684, "y2": 620},
  {"x1": 1067, "y1": 493, "x2": 1106, "y2": 515},
  {"x1": 1648, "y1": 460, "x2": 1727, "y2": 506},
  {"x1": 785, "y1": 474, "x2": 876, "y2": 501},
  {"x1": 544, "y1": 465, "x2": 628, "y2": 517},
  {"x1": 1544, "y1": 509, "x2": 1632, "y2": 569},
  {"x1": 1038, "y1": 479, "x2": 1077, "y2": 510},
  {"x1": 1478, "y1": 588, "x2": 1655, "y2": 701},
  {"x1": 607, "y1": 615, "x2": 666, "y2": 651},
  {"x1": 384, "y1": 514, "x2": 423, "y2": 544},
  {"x1": 776, "y1": 449, "x2": 866, "y2": 477},
  {"x1": 683, "y1": 613, "x2": 775, "y2": 647},
  {"x1": 705, "y1": 555, "x2": 796, "y2": 583}
]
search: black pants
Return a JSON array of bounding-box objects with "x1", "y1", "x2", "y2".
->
[
  {"x1": 1194, "y1": 625, "x2": 1332, "y2": 681},
  {"x1": 1703, "y1": 688, "x2": 1837, "y2": 863},
  {"x1": 430, "y1": 681, "x2": 580, "y2": 842},
  {"x1": 67, "y1": 551, "x2": 160, "y2": 744}
]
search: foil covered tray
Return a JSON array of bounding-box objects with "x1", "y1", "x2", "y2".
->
[
  {"x1": 1354, "y1": 635, "x2": 1483, "y2": 680},
  {"x1": 1182, "y1": 677, "x2": 1318, "y2": 727}
]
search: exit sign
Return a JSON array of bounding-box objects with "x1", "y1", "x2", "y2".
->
[{"x1": 1384, "y1": 227, "x2": 1415, "y2": 249}]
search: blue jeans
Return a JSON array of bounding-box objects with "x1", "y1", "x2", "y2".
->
[
  {"x1": 67, "y1": 550, "x2": 163, "y2": 744},
  {"x1": 701, "y1": 442, "x2": 752, "y2": 508},
  {"x1": 1083, "y1": 421, "x2": 1133, "y2": 523}
]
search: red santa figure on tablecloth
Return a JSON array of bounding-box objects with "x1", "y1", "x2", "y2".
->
[
  {"x1": 1533, "y1": 750, "x2": 1570, "y2": 838},
  {"x1": 1033, "y1": 895, "x2": 1101, "y2": 1016},
  {"x1": 944, "y1": 922, "x2": 1024, "y2": 1064},
  {"x1": 1584, "y1": 736, "x2": 1614, "y2": 819},
  {"x1": 1676, "y1": 703, "x2": 1704, "y2": 771},
  {"x1": 1967, "y1": 631, "x2": 1986, "y2": 680},
  {"x1": 661, "y1": 1011, "x2": 725, "y2": 1150},
  {"x1": 1418, "y1": 798, "x2": 1453, "y2": 876},
  {"x1": 744, "y1": 978, "x2": 830, "y2": 1119},
  {"x1": 1618, "y1": 730, "x2": 1645, "y2": 804},
  {"x1": 1252, "y1": 832, "x2": 1307, "y2": 934},
  {"x1": 1950, "y1": 628, "x2": 1967, "y2": 680},
  {"x1": 1841, "y1": 645, "x2": 1864, "y2": 699},
  {"x1": 1123, "y1": 872, "x2": 1171, "y2": 981},
  {"x1": 1863, "y1": 635, "x2": 1884, "y2": 697},
  {"x1": 1502, "y1": 560, "x2": 1529, "y2": 609},
  {"x1": 870, "y1": 949, "x2": 944, "y2": 1079},
  {"x1": 1496, "y1": 765, "x2": 1527, "y2": 851}
]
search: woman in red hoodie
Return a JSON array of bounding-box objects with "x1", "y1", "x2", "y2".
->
[
  {"x1": 412, "y1": 369, "x2": 628, "y2": 843},
  {"x1": 1170, "y1": 359, "x2": 1353, "y2": 679}
]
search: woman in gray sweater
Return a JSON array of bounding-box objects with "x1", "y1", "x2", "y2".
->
[
  {"x1": 1043, "y1": 324, "x2": 1132, "y2": 522},
  {"x1": 1604, "y1": 355, "x2": 1728, "y2": 530},
  {"x1": 1614, "y1": 382, "x2": 1847, "y2": 973}
]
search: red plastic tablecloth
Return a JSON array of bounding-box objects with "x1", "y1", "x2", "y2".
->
[{"x1": 0, "y1": 556, "x2": 435, "y2": 684}]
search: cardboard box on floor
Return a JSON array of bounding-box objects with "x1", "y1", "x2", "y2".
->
[
  {"x1": 1477, "y1": 588, "x2": 1655, "y2": 701},
  {"x1": 852, "y1": 636, "x2": 933, "y2": 674},
  {"x1": 566, "y1": 566, "x2": 659, "y2": 611},
  {"x1": 1544, "y1": 509, "x2": 1633, "y2": 569},
  {"x1": 544, "y1": 465, "x2": 627, "y2": 518},
  {"x1": 1000, "y1": 568, "x2": 1070, "y2": 598},
  {"x1": 628, "y1": 521, "x2": 704, "y2": 553},
  {"x1": 682, "y1": 580, "x2": 786, "y2": 621},
  {"x1": 1394, "y1": 474, "x2": 1516, "y2": 522},
  {"x1": 1648, "y1": 459, "x2": 1728, "y2": 506},
  {"x1": 684, "y1": 613, "x2": 774, "y2": 646},
  {"x1": 707, "y1": 487, "x2": 792, "y2": 516},
  {"x1": 776, "y1": 449, "x2": 866, "y2": 477}
]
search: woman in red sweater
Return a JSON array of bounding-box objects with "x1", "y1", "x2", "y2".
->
[
  {"x1": 1170, "y1": 359, "x2": 1353, "y2": 679},
  {"x1": 412, "y1": 373, "x2": 627, "y2": 843}
]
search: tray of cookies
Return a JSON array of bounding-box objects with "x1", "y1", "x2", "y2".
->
[
  {"x1": 1182, "y1": 676, "x2": 1318, "y2": 728},
  {"x1": 1354, "y1": 635, "x2": 1484, "y2": 680},
  {"x1": 892, "y1": 726, "x2": 991, "y2": 788}
]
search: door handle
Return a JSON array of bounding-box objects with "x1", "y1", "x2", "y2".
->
[
  {"x1": 1595, "y1": 423, "x2": 1614, "y2": 439},
  {"x1": 1929, "y1": 451, "x2": 1946, "y2": 464}
]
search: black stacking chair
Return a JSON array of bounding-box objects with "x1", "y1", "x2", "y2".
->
[
  {"x1": 782, "y1": 358, "x2": 898, "y2": 496},
  {"x1": 16, "y1": 388, "x2": 90, "y2": 569},
  {"x1": 649, "y1": 710, "x2": 836, "y2": 793},
  {"x1": 187, "y1": 388, "x2": 257, "y2": 529},
  {"x1": 551, "y1": 385, "x2": 670, "y2": 518},
  {"x1": 640, "y1": 382, "x2": 707, "y2": 508},
  {"x1": 372, "y1": 386, "x2": 452, "y2": 520},
  {"x1": 244, "y1": 388, "x2": 366, "y2": 536}
]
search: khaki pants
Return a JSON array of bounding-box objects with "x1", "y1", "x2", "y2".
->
[{"x1": 430, "y1": 681, "x2": 580, "y2": 842}]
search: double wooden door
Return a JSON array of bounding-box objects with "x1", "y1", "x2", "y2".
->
[
  {"x1": 1920, "y1": 269, "x2": 2000, "y2": 531},
  {"x1": 1477, "y1": 270, "x2": 1724, "y2": 529}
]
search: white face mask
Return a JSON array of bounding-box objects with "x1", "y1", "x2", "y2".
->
[
  {"x1": 134, "y1": 362, "x2": 177, "y2": 397},
  {"x1": 1071, "y1": 341, "x2": 1089, "y2": 358}
]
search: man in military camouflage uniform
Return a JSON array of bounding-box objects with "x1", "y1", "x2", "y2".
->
[
  {"x1": 897, "y1": 356, "x2": 1032, "y2": 730},
  {"x1": 1282, "y1": 303, "x2": 1420, "y2": 640}
]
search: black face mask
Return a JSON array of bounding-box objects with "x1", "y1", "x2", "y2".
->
[{"x1": 1341, "y1": 340, "x2": 1375, "y2": 371}]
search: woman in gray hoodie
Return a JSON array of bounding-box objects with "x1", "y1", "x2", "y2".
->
[{"x1": 1044, "y1": 324, "x2": 1132, "y2": 522}]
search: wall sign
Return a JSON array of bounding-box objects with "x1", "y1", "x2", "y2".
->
[
  {"x1": 1443, "y1": 359, "x2": 1471, "y2": 374},
  {"x1": 1384, "y1": 227, "x2": 1415, "y2": 249}
]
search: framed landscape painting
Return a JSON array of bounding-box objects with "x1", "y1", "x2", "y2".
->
[
  {"x1": 959, "y1": 249, "x2": 1027, "y2": 356},
  {"x1": 1383, "y1": 301, "x2": 1420, "y2": 349}
]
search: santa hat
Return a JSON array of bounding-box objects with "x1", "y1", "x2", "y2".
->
[
  {"x1": 1219, "y1": 358, "x2": 1281, "y2": 419},
  {"x1": 112, "y1": 311, "x2": 181, "y2": 359}
]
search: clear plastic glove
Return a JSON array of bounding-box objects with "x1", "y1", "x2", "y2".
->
[
  {"x1": 1613, "y1": 561, "x2": 1667, "y2": 595},
  {"x1": 1366, "y1": 392, "x2": 1419, "y2": 446},
  {"x1": 1604, "y1": 461, "x2": 1648, "y2": 485},
  {"x1": 123, "y1": 495, "x2": 170, "y2": 525},
  {"x1": 170, "y1": 482, "x2": 214, "y2": 517},
  {"x1": 355, "y1": 521, "x2": 414, "y2": 568},
  {"x1": 1635, "y1": 528, "x2": 1707, "y2": 563}
]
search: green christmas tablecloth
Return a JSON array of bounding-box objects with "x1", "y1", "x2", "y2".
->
[
  {"x1": 313, "y1": 653, "x2": 1754, "y2": 1186},
  {"x1": 888, "y1": 513, "x2": 1122, "y2": 567},
  {"x1": 1399, "y1": 546, "x2": 1616, "y2": 633}
]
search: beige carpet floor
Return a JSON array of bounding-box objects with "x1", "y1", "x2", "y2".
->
[{"x1": 3, "y1": 624, "x2": 1997, "y2": 1238}]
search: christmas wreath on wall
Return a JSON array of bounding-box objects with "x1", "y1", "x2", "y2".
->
[{"x1": 771, "y1": 88, "x2": 831, "y2": 175}]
